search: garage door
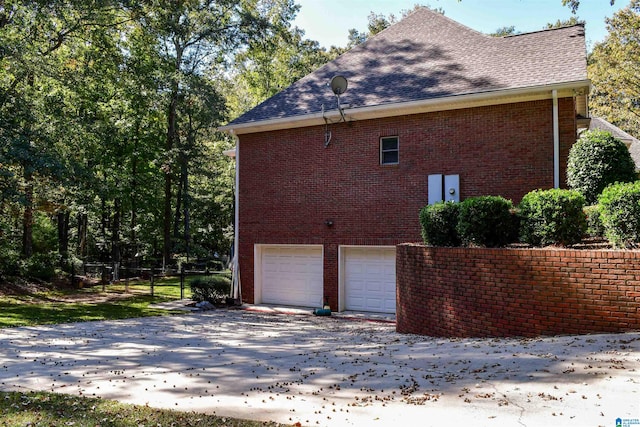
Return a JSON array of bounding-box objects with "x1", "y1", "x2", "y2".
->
[
  {"x1": 260, "y1": 246, "x2": 323, "y2": 307},
  {"x1": 344, "y1": 247, "x2": 396, "y2": 313}
]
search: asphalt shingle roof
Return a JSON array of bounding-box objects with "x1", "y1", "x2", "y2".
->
[
  {"x1": 228, "y1": 7, "x2": 587, "y2": 127},
  {"x1": 589, "y1": 117, "x2": 640, "y2": 170}
]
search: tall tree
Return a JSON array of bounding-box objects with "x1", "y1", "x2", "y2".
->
[
  {"x1": 563, "y1": 0, "x2": 616, "y2": 13},
  {"x1": 588, "y1": 0, "x2": 640, "y2": 137},
  {"x1": 490, "y1": 26, "x2": 518, "y2": 36},
  {"x1": 134, "y1": 0, "x2": 266, "y2": 267},
  {"x1": 342, "y1": 4, "x2": 443, "y2": 49},
  {"x1": 544, "y1": 16, "x2": 585, "y2": 28},
  {"x1": 231, "y1": 0, "x2": 332, "y2": 110},
  {"x1": 0, "y1": 0, "x2": 131, "y2": 258}
]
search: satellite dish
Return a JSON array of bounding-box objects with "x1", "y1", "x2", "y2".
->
[{"x1": 330, "y1": 75, "x2": 348, "y2": 95}]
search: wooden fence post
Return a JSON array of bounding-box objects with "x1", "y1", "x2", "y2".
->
[
  {"x1": 150, "y1": 266, "x2": 155, "y2": 297},
  {"x1": 180, "y1": 265, "x2": 185, "y2": 300}
]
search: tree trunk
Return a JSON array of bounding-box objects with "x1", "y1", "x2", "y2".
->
[
  {"x1": 173, "y1": 173, "x2": 182, "y2": 241},
  {"x1": 164, "y1": 87, "x2": 178, "y2": 268},
  {"x1": 163, "y1": 43, "x2": 183, "y2": 269},
  {"x1": 21, "y1": 73, "x2": 34, "y2": 258},
  {"x1": 77, "y1": 212, "x2": 87, "y2": 259},
  {"x1": 100, "y1": 197, "x2": 109, "y2": 262},
  {"x1": 111, "y1": 198, "x2": 121, "y2": 263},
  {"x1": 183, "y1": 161, "x2": 190, "y2": 262},
  {"x1": 130, "y1": 145, "x2": 138, "y2": 258},
  {"x1": 57, "y1": 210, "x2": 70, "y2": 262},
  {"x1": 21, "y1": 173, "x2": 33, "y2": 258}
]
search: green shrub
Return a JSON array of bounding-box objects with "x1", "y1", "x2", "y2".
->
[
  {"x1": 419, "y1": 202, "x2": 461, "y2": 246},
  {"x1": 206, "y1": 259, "x2": 224, "y2": 271},
  {"x1": 567, "y1": 130, "x2": 637, "y2": 204},
  {"x1": 518, "y1": 189, "x2": 586, "y2": 246},
  {"x1": 190, "y1": 275, "x2": 232, "y2": 304},
  {"x1": 0, "y1": 246, "x2": 21, "y2": 278},
  {"x1": 457, "y1": 196, "x2": 515, "y2": 247},
  {"x1": 598, "y1": 181, "x2": 640, "y2": 248},
  {"x1": 584, "y1": 205, "x2": 604, "y2": 238},
  {"x1": 22, "y1": 251, "x2": 60, "y2": 280}
]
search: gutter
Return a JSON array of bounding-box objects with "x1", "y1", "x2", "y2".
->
[{"x1": 219, "y1": 80, "x2": 590, "y2": 135}]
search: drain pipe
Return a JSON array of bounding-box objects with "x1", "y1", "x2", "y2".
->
[
  {"x1": 552, "y1": 89, "x2": 560, "y2": 188},
  {"x1": 233, "y1": 135, "x2": 241, "y2": 302},
  {"x1": 224, "y1": 133, "x2": 241, "y2": 303}
]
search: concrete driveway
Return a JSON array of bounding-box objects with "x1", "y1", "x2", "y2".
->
[{"x1": 1, "y1": 308, "x2": 639, "y2": 427}]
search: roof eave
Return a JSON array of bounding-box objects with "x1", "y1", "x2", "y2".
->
[{"x1": 219, "y1": 80, "x2": 590, "y2": 135}]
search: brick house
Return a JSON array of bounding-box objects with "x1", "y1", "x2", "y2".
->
[{"x1": 220, "y1": 7, "x2": 590, "y2": 313}]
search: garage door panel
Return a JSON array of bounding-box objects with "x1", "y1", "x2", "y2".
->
[
  {"x1": 260, "y1": 246, "x2": 323, "y2": 307},
  {"x1": 344, "y1": 247, "x2": 396, "y2": 314}
]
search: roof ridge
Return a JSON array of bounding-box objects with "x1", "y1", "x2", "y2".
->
[
  {"x1": 503, "y1": 23, "x2": 585, "y2": 38},
  {"x1": 412, "y1": 6, "x2": 492, "y2": 39}
]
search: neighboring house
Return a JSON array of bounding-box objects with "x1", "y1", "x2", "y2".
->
[
  {"x1": 588, "y1": 117, "x2": 640, "y2": 172},
  {"x1": 220, "y1": 7, "x2": 589, "y2": 314}
]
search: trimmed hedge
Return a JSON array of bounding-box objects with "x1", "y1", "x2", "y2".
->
[
  {"x1": 419, "y1": 202, "x2": 461, "y2": 246},
  {"x1": 457, "y1": 196, "x2": 515, "y2": 247},
  {"x1": 598, "y1": 181, "x2": 640, "y2": 248},
  {"x1": 584, "y1": 205, "x2": 604, "y2": 238},
  {"x1": 567, "y1": 130, "x2": 637, "y2": 204},
  {"x1": 190, "y1": 275, "x2": 232, "y2": 304},
  {"x1": 518, "y1": 189, "x2": 586, "y2": 247}
]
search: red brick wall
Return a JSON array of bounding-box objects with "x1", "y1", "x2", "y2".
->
[
  {"x1": 397, "y1": 244, "x2": 640, "y2": 337},
  {"x1": 238, "y1": 98, "x2": 576, "y2": 306}
]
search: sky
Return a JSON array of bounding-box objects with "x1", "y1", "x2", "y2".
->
[{"x1": 293, "y1": 0, "x2": 627, "y2": 51}]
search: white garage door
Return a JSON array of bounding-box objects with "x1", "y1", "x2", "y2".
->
[
  {"x1": 260, "y1": 246, "x2": 323, "y2": 308},
  {"x1": 344, "y1": 247, "x2": 396, "y2": 313}
]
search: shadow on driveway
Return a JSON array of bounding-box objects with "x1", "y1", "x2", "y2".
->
[{"x1": 0, "y1": 309, "x2": 638, "y2": 426}]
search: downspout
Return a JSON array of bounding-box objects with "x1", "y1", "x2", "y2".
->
[
  {"x1": 224, "y1": 132, "x2": 241, "y2": 302},
  {"x1": 552, "y1": 89, "x2": 560, "y2": 188}
]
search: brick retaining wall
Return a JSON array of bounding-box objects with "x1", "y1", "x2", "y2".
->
[{"x1": 396, "y1": 244, "x2": 640, "y2": 337}]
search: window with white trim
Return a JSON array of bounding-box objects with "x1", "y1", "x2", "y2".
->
[{"x1": 380, "y1": 136, "x2": 399, "y2": 165}]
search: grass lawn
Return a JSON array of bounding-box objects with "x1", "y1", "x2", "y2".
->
[
  {"x1": 0, "y1": 276, "x2": 200, "y2": 328},
  {"x1": 0, "y1": 391, "x2": 282, "y2": 426}
]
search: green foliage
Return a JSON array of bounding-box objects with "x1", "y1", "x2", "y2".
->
[
  {"x1": 457, "y1": 196, "x2": 515, "y2": 247},
  {"x1": 0, "y1": 1, "x2": 253, "y2": 276},
  {"x1": 22, "y1": 252, "x2": 60, "y2": 280},
  {"x1": 0, "y1": 246, "x2": 21, "y2": 278},
  {"x1": 518, "y1": 189, "x2": 586, "y2": 247},
  {"x1": 190, "y1": 275, "x2": 231, "y2": 304},
  {"x1": 598, "y1": 181, "x2": 640, "y2": 248},
  {"x1": 32, "y1": 213, "x2": 57, "y2": 253},
  {"x1": 544, "y1": 17, "x2": 585, "y2": 28},
  {"x1": 562, "y1": 0, "x2": 617, "y2": 14},
  {"x1": 419, "y1": 202, "x2": 460, "y2": 246},
  {"x1": 567, "y1": 130, "x2": 637, "y2": 204},
  {"x1": 490, "y1": 26, "x2": 518, "y2": 36},
  {"x1": 584, "y1": 205, "x2": 605, "y2": 238},
  {"x1": 588, "y1": 1, "x2": 639, "y2": 140}
]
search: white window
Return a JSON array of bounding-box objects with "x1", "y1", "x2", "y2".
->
[{"x1": 380, "y1": 136, "x2": 399, "y2": 165}]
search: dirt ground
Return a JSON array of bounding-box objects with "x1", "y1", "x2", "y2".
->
[{"x1": 0, "y1": 278, "x2": 146, "y2": 303}]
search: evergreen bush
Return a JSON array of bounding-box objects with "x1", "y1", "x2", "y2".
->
[
  {"x1": 584, "y1": 205, "x2": 604, "y2": 238},
  {"x1": 419, "y1": 202, "x2": 461, "y2": 246},
  {"x1": 190, "y1": 275, "x2": 232, "y2": 304},
  {"x1": 518, "y1": 189, "x2": 586, "y2": 246},
  {"x1": 567, "y1": 130, "x2": 637, "y2": 204},
  {"x1": 23, "y1": 252, "x2": 60, "y2": 280},
  {"x1": 457, "y1": 196, "x2": 515, "y2": 247},
  {"x1": 598, "y1": 181, "x2": 640, "y2": 248}
]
